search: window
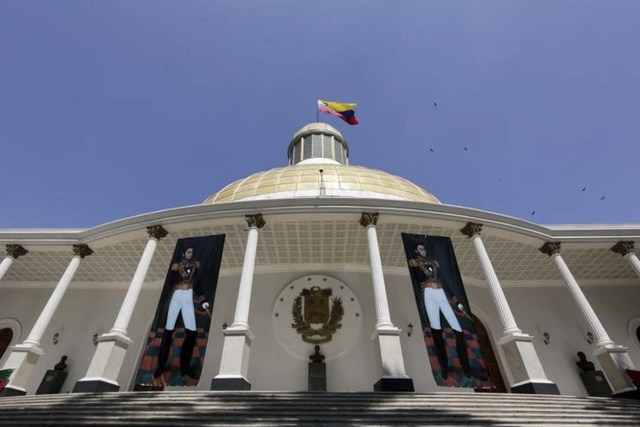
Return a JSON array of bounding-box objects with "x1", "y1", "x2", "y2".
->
[
  {"x1": 303, "y1": 136, "x2": 312, "y2": 159},
  {"x1": 311, "y1": 134, "x2": 322, "y2": 157},
  {"x1": 335, "y1": 141, "x2": 343, "y2": 163},
  {"x1": 293, "y1": 143, "x2": 301, "y2": 164},
  {"x1": 322, "y1": 135, "x2": 332, "y2": 159}
]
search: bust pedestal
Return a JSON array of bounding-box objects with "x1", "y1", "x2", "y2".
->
[
  {"x1": 579, "y1": 370, "x2": 612, "y2": 397},
  {"x1": 36, "y1": 370, "x2": 67, "y2": 395}
]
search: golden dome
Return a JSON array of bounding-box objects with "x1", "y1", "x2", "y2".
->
[{"x1": 203, "y1": 163, "x2": 440, "y2": 204}]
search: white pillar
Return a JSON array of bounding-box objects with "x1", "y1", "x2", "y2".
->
[
  {"x1": 74, "y1": 226, "x2": 167, "y2": 393},
  {"x1": 611, "y1": 241, "x2": 640, "y2": 281},
  {"x1": 25, "y1": 249, "x2": 90, "y2": 347},
  {"x1": 460, "y1": 223, "x2": 558, "y2": 394},
  {"x1": 540, "y1": 243, "x2": 613, "y2": 348},
  {"x1": 462, "y1": 224, "x2": 521, "y2": 336},
  {"x1": 0, "y1": 257, "x2": 13, "y2": 281},
  {"x1": 362, "y1": 214, "x2": 393, "y2": 330},
  {"x1": 541, "y1": 241, "x2": 636, "y2": 394},
  {"x1": 230, "y1": 219, "x2": 262, "y2": 329},
  {"x1": 212, "y1": 214, "x2": 264, "y2": 391},
  {"x1": 0, "y1": 244, "x2": 92, "y2": 396},
  {"x1": 360, "y1": 212, "x2": 413, "y2": 391},
  {"x1": 626, "y1": 253, "x2": 640, "y2": 279},
  {"x1": 0, "y1": 245, "x2": 28, "y2": 281},
  {"x1": 111, "y1": 226, "x2": 167, "y2": 335}
]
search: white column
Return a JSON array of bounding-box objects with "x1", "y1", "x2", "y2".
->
[
  {"x1": 111, "y1": 226, "x2": 167, "y2": 335},
  {"x1": 0, "y1": 257, "x2": 13, "y2": 281},
  {"x1": 611, "y1": 241, "x2": 640, "y2": 280},
  {"x1": 462, "y1": 224, "x2": 521, "y2": 335},
  {"x1": 230, "y1": 217, "x2": 262, "y2": 329},
  {"x1": 25, "y1": 248, "x2": 90, "y2": 347},
  {"x1": 460, "y1": 223, "x2": 557, "y2": 394},
  {"x1": 74, "y1": 226, "x2": 167, "y2": 393},
  {"x1": 0, "y1": 244, "x2": 92, "y2": 396},
  {"x1": 541, "y1": 241, "x2": 636, "y2": 394},
  {"x1": 543, "y1": 246, "x2": 614, "y2": 347},
  {"x1": 626, "y1": 253, "x2": 640, "y2": 279},
  {"x1": 212, "y1": 214, "x2": 264, "y2": 390},
  {"x1": 361, "y1": 213, "x2": 393, "y2": 329},
  {"x1": 360, "y1": 213, "x2": 413, "y2": 391},
  {"x1": 0, "y1": 245, "x2": 28, "y2": 281}
]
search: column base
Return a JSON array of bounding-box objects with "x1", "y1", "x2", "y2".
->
[
  {"x1": 0, "y1": 343, "x2": 44, "y2": 396},
  {"x1": 510, "y1": 380, "x2": 560, "y2": 395},
  {"x1": 498, "y1": 333, "x2": 557, "y2": 393},
  {"x1": 373, "y1": 376, "x2": 415, "y2": 392},
  {"x1": 371, "y1": 327, "x2": 410, "y2": 379},
  {"x1": 213, "y1": 327, "x2": 254, "y2": 391},
  {"x1": 72, "y1": 379, "x2": 120, "y2": 393},
  {"x1": 0, "y1": 386, "x2": 27, "y2": 397},
  {"x1": 211, "y1": 376, "x2": 251, "y2": 391},
  {"x1": 594, "y1": 345, "x2": 636, "y2": 395},
  {"x1": 73, "y1": 332, "x2": 132, "y2": 394},
  {"x1": 612, "y1": 388, "x2": 640, "y2": 400}
]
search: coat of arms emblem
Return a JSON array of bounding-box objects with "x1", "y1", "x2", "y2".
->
[{"x1": 291, "y1": 286, "x2": 344, "y2": 344}]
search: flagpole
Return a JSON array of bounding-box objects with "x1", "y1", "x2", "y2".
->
[{"x1": 316, "y1": 99, "x2": 319, "y2": 122}]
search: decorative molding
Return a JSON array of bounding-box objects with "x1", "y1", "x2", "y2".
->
[
  {"x1": 146, "y1": 225, "x2": 168, "y2": 240},
  {"x1": 359, "y1": 212, "x2": 379, "y2": 228},
  {"x1": 460, "y1": 222, "x2": 483, "y2": 238},
  {"x1": 2, "y1": 198, "x2": 640, "y2": 247},
  {"x1": 5, "y1": 244, "x2": 28, "y2": 259},
  {"x1": 539, "y1": 242, "x2": 561, "y2": 257},
  {"x1": 610, "y1": 241, "x2": 634, "y2": 257},
  {"x1": 72, "y1": 244, "x2": 94, "y2": 259},
  {"x1": 245, "y1": 214, "x2": 266, "y2": 229}
]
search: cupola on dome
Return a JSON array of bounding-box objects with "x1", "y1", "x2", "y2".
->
[{"x1": 203, "y1": 123, "x2": 440, "y2": 205}]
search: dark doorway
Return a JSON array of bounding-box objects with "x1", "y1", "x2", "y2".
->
[
  {"x1": 472, "y1": 315, "x2": 507, "y2": 393},
  {"x1": 0, "y1": 328, "x2": 13, "y2": 361}
]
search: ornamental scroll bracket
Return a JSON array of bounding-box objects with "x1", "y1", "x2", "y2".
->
[
  {"x1": 539, "y1": 242, "x2": 561, "y2": 257},
  {"x1": 610, "y1": 241, "x2": 634, "y2": 257},
  {"x1": 6, "y1": 244, "x2": 28, "y2": 259}
]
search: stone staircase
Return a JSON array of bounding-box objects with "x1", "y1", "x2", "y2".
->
[{"x1": 1, "y1": 391, "x2": 640, "y2": 426}]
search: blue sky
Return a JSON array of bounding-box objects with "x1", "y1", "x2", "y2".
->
[{"x1": 1, "y1": 1, "x2": 639, "y2": 228}]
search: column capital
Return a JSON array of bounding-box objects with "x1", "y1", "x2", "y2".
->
[
  {"x1": 146, "y1": 225, "x2": 168, "y2": 240},
  {"x1": 73, "y1": 244, "x2": 94, "y2": 259},
  {"x1": 6, "y1": 244, "x2": 28, "y2": 259},
  {"x1": 539, "y1": 241, "x2": 561, "y2": 257},
  {"x1": 245, "y1": 214, "x2": 265, "y2": 229},
  {"x1": 460, "y1": 222, "x2": 483, "y2": 238},
  {"x1": 359, "y1": 212, "x2": 379, "y2": 228},
  {"x1": 610, "y1": 241, "x2": 634, "y2": 257}
]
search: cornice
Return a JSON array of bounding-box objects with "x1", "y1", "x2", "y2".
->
[{"x1": 0, "y1": 198, "x2": 639, "y2": 246}]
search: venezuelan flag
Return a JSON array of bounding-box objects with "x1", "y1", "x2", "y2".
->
[{"x1": 318, "y1": 99, "x2": 358, "y2": 125}]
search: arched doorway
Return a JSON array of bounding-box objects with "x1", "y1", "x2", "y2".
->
[
  {"x1": 0, "y1": 328, "x2": 12, "y2": 361},
  {"x1": 472, "y1": 314, "x2": 507, "y2": 393},
  {"x1": 0, "y1": 327, "x2": 15, "y2": 392}
]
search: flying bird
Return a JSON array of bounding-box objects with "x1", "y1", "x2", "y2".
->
[
  {"x1": 581, "y1": 187, "x2": 586, "y2": 192},
  {"x1": 429, "y1": 148, "x2": 434, "y2": 152},
  {"x1": 600, "y1": 196, "x2": 606, "y2": 201},
  {"x1": 433, "y1": 102, "x2": 437, "y2": 107},
  {"x1": 531, "y1": 211, "x2": 535, "y2": 215},
  {"x1": 464, "y1": 147, "x2": 468, "y2": 152},
  {"x1": 499, "y1": 178, "x2": 503, "y2": 182}
]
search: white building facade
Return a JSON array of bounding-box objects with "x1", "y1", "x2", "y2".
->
[{"x1": 1, "y1": 123, "x2": 640, "y2": 397}]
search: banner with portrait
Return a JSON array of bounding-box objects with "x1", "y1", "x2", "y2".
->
[
  {"x1": 135, "y1": 234, "x2": 225, "y2": 388},
  {"x1": 401, "y1": 233, "x2": 492, "y2": 388}
]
